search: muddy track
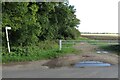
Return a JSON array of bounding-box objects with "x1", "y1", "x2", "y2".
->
[{"x1": 43, "y1": 42, "x2": 118, "y2": 68}]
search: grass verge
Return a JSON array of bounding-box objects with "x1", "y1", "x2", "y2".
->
[{"x1": 2, "y1": 42, "x2": 77, "y2": 63}]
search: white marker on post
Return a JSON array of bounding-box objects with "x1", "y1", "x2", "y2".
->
[{"x1": 5, "y1": 27, "x2": 11, "y2": 53}]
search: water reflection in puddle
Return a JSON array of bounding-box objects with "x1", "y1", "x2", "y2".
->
[
  {"x1": 96, "y1": 51, "x2": 109, "y2": 54},
  {"x1": 74, "y1": 61, "x2": 111, "y2": 68}
]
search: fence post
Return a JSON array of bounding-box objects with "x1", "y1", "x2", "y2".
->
[
  {"x1": 59, "y1": 40, "x2": 62, "y2": 50},
  {"x1": 5, "y1": 27, "x2": 11, "y2": 53}
]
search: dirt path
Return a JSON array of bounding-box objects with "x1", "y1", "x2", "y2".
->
[
  {"x1": 42, "y1": 42, "x2": 118, "y2": 68},
  {"x1": 73, "y1": 42, "x2": 118, "y2": 64},
  {"x1": 3, "y1": 65, "x2": 118, "y2": 78}
]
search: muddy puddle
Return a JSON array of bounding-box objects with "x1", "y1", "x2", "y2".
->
[
  {"x1": 43, "y1": 60, "x2": 112, "y2": 69},
  {"x1": 74, "y1": 61, "x2": 111, "y2": 68},
  {"x1": 96, "y1": 50, "x2": 109, "y2": 54}
]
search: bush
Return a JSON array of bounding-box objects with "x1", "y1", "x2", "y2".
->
[{"x1": 37, "y1": 40, "x2": 58, "y2": 50}]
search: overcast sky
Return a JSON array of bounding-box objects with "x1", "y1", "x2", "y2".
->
[{"x1": 69, "y1": 0, "x2": 119, "y2": 33}]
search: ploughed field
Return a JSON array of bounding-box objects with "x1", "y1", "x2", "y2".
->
[{"x1": 81, "y1": 34, "x2": 119, "y2": 40}]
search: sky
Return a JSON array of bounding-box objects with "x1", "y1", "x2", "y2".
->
[{"x1": 69, "y1": 0, "x2": 119, "y2": 33}]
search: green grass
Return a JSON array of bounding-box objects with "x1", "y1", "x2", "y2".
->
[
  {"x1": 2, "y1": 43, "x2": 77, "y2": 63},
  {"x1": 99, "y1": 44, "x2": 120, "y2": 55},
  {"x1": 77, "y1": 37, "x2": 117, "y2": 46},
  {"x1": 77, "y1": 37, "x2": 101, "y2": 45},
  {"x1": 77, "y1": 37, "x2": 90, "y2": 41},
  {"x1": 2, "y1": 37, "x2": 119, "y2": 63}
]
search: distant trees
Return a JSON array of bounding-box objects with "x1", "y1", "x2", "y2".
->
[{"x1": 2, "y1": 2, "x2": 80, "y2": 46}]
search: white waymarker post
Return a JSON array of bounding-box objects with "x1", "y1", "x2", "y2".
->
[
  {"x1": 59, "y1": 40, "x2": 62, "y2": 50},
  {"x1": 5, "y1": 27, "x2": 11, "y2": 53}
]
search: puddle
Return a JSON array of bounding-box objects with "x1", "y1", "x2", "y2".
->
[
  {"x1": 74, "y1": 61, "x2": 111, "y2": 68},
  {"x1": 96, "y1": 50, "x2": 109, "y2": 54}
]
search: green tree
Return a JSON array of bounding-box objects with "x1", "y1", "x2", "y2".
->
[
  {"x1": 2, "y1": 2, "x2": 80, "y2": 47},
  {"x1": 2, "y1": 2, "x2": 41, "y2": 46}
]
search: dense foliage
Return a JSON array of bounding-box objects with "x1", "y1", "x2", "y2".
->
[{"x1": 2, "y1": 2, "x2": 80, "y2": 47}]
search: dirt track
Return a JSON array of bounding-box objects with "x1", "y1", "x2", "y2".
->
[{"x1": 43, "y1": 42, "x2": 118, "y2": 68}]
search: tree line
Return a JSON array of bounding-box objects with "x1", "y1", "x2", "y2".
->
[{"x1": 2, "y1": 2, "x2": 80, "y2": 47}]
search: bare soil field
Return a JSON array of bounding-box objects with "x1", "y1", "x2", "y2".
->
[{"x1": 81, "y1": 34, "x2": 119, "y2": 40}]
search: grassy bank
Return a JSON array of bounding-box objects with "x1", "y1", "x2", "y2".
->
[{"x1": 2, "y1": 40, "x2": 77, "y2": 63}]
